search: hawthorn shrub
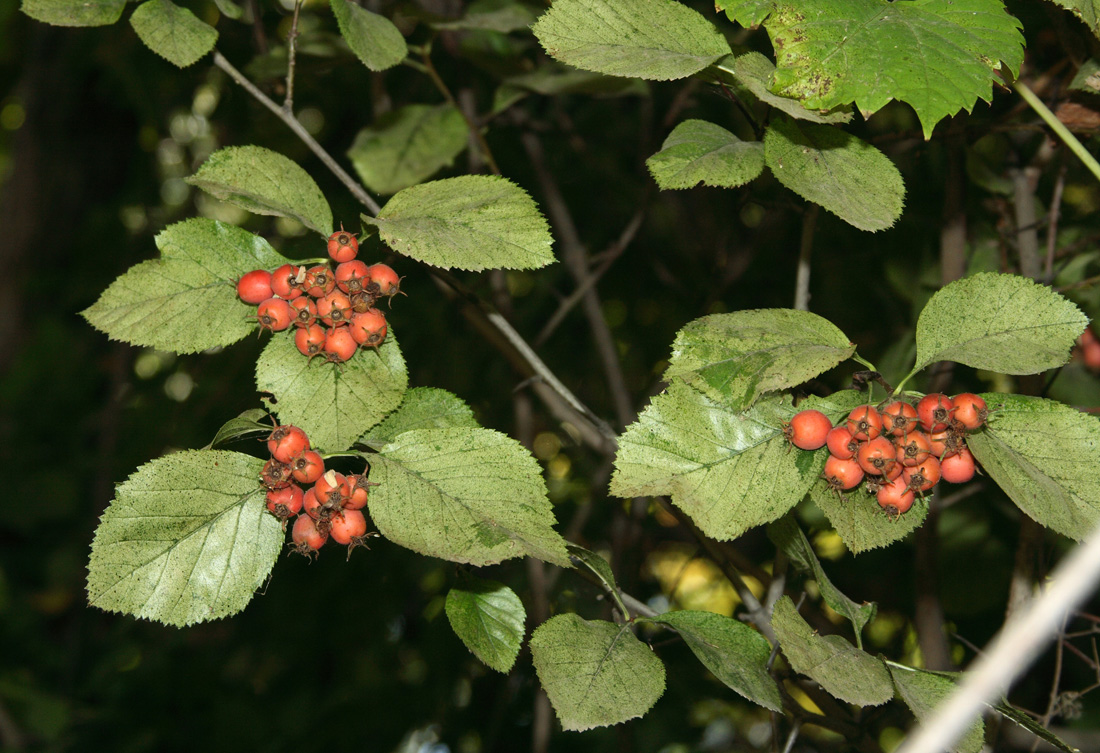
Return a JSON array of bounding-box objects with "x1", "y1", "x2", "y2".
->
[{"x1": 15, "y1": 0, "x2": 1100, "y2": 750}]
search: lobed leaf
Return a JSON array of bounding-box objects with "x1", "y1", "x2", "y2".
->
[
  {"x1": 712, "y1": 53, "x2": 852, "y2": 125},
  {"x1": 130, "y1": 0, "x2": 218, "y2": 68},
  {"x1": 186, "y1": 146, "x2": 333, "y2": 236},
  {"x1": 809, "y1": 477, "x2": 929, "y2": 555},
  {"x1": 771, "y1": 596, "x2": 894, "y2": 706},
  {"x1": 768, "y1": 515, "x2": 876, "y2": 644},
  {"x1": 610, "y1": 387, "x2": 840, "y2": 540},
  {"x1": 348, "y1": 104, "x2": 468, "y2": 195},
  {"x1": 445, "y1": 573, "x2": 526, "y2": 673},
  {"x1": 967, "y1": 394, "x2": 1100, "y2": 541},
  {"x1": 82, "y1": 218, "x2": 291, "y2": 354},
  {"x1": 21, "y1": 0, "x2": 124, "y2": 26},
  {"x1": 368, "y1": 427, "x2": 570, "y2": 567},
  {"x1": 330, "y1": 0, "x2": 406, "y2": 71},
  {"x1": 734, "y1": 0, "x2": 1025, "y2": 139},
  {"x1": 87, "y1": 450, "x2": 284, "y2": 627},
  {"x1": 645, "y1": 119, "x2": 765, "y2": 190},
  {"x1": 764, "y1": 114, "x2": 905, "y2": 232},
  {"x1": 532, "y1": 0, "x2": 731, "y2": 81},
  {"x1": 914, "y1": 273, "x2": 1086, "y2": 374},
  {"x1": 359, "y1": 387, "x2": 478, "y2": 448},
  {"x1": 888, "y1": 664, "x2": 985, "y2": 753},
  {"x1": 255, "y1": 331, "x2": 408, "y2": 453},
  {"x1": 652, "y1": 610, "x2": 782, "y2": 710},
  {"x1": 363, "y1": 175, "x2": 554, "y2": 271},
  {"x1": 664, "y1": 308, "x2": 855, "y2": 410},
  {"x1": 530, "y1": 614, "x2": 665, "y2": 731}
]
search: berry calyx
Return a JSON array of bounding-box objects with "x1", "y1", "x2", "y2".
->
[
  {"x1": 266, "y1": 484, "x2": 304, "y2": 520},
  {"x1": 327, "y1": 230, "x2": 359, "y2": 263},
  {"x1": 903, "y1": 456, "x2": 941, "y2": 493},
  {"x1": 895, "y1": 431, "x2": 932, "y2": 467},
  {"x1": 335, "y1": 260, "x2": 371, "y2": 295},
  {"x1": 317, "y1": 291, "x2": 353, "y2": 327},
  {"x1": 952, "y1": 393, "x2": 988, "y2": 431},
  {"x1": 257, "y1": 297, "x2": 294, "y2": 332},
  {"x1": 290, "y1": 450, "x2": 325, "y2": 484},
  {"x1": 261, "y1": 459, "x2": 293, "y2": 489},
  {"x1": 917, "y1": 393, "x2": 955, "y2": 433},
  {"x1": 823, "y1": 455, "x2": 864, "y2": 491},
  {"x1": 857, "y1": 436, "x2": 898, "y2": 477},
  {"x1": 303, "y1": 265, "x2": 336, "y2": 298},
  {"x1": 846, "y1": 405, "x2": 883, "y2": 442},
  {"x1": 237, "y1": 269, "x2": 273, "y2": 305},
  {"x1": 940, "y1": 448, "x2": 977, "y2": 483},
  {"x1": 881, "y1": 401, "x2": 918, "y2": 437},
  {"x1": 271, "y1": 264, "x2": 305, "y2": 300},
  {"x1": 785, "y1": 409, "x2": 832, "y2": 450},
  {"x1": 267, "y1": 425, "x2": 310, "y2": 464},
  {"x1": 314, "y1": 470, "x2": 350, "y2": 508},
  {"x1": 288, "y1": 297, "x2": 317, "y2": 328},
  {"x1": 826, "y1": 425, "x2": 859, "y2": 460}
]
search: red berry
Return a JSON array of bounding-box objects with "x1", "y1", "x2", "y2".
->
[
  {"x1": 268, "y1": 425, "x2": 310, "y2": 464},
  {"x1": 335, "y1": 260, "x2": 371, "y2": 295},
  {"x1": 823, "y1": 455, "x2": 864, "y2": 490},
  {"x1": 876, "y1": 476, "x2": 915, "y2": 517},
  {"x1": 940, "y1": 448, "x2": 976, "y2": 483},
  {"x1": 328, "y1": 230, "x2": 359, "y2": 263},
  {"x1": 917, "y1": 393, "x2": 955, "y2": 433},
  {"x1": 270, "y1": 264, "x2": 305, "y2": 299},
  {"x1": 288, "y1": 296, "x2": 317, "y2": 328},
  {"x1": 826, "y1": 425, "x2": 859, "y2": 460},
  {"x1": 290, "y1": 450, "x2": 325, "y2": 484},
  {"x1": 857, "y1": 436, "x2": 897, "y2": 477},
  {"x1": 237, "y1": 269, "x2": 273, "y2": 305},
  {"x1": 344, "y1": 474, "x2": 376, "y2": 510},
  {"x1": 895, "y1": 431, "x2": 932, "y2": 467},
  {"x1": 303, "y1": 487, "x2": 325, "y2": 520},
  {"x1": 367, "y1": 263, "x2": 403, "y2": 299},
  {"x1": 323, "y1": 326, "x2": 358, "y2": 363},
  {"x1": 261, "y1": 459, "x2": 293, "y2": 489},
  {"x1": 786, "y1": 409, "x2": 832, "y2": 450},
  {"x1": 314, "y1": 470, "x2": 350, "y2": 507},
  {"x1": 266, "y1": 484, "x2": 304, "y2": 519},
  {"x1": 929, "y1": 428, "x2": 965, "y2": 459},
  {"x1": 303, "y1": 265, "x2": 336, "y2": 298},
  {"x1": 295, "y1": 324, "x2": 326, "y2": 359},
  {"x1": 903, "y1": 456, "x2": 941, "y2": 493},
  {"x1": 846, "y1": 405, "x2": 883, "y2": 441},
  {"x1": 329, "y1": 509, "x2": 368, "y2": 545},
  {"x1": 952, "y1": 393, "x2": 988, "y2": 431},
  {"x1": 881, "y1": 401, "x2": 918, "y2": 437},
  {"x1": 317, "y1": 291, "x2": 353, "y2": 327},
  {"x1": 349, "y1": 290, "x2": 377, "y2": 314},
  {"x1": 257, "y1": 297, "x2": 294, "y2": 332},
  {"x1": 348, "y1": 309, "x2": 387, "y2": 350},
  {"x1": 292, "y1": 513, "x2": 328, "y2": 554}
]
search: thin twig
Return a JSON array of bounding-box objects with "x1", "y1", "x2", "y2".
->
[
  {"x1": 1015, "y1": 79, "x2": 1100, "y2": 182},
  {"x1": 422, "y1": 42, "x2": 501, "y2": 175},
  {"x1": 794, "y1": 204, "x2": 818, "y2": 311},
  {"x1": 1045, "y1": 159, "x2": 1068, "y2": 281},
  {"x1": 211, "y1": 51, "x2": 383, "y2": 215},
  {"x1": 1033, "y1": 615, "x2": 1068, "y2": 752},
  {"x1": 284, "y1": 0, "x2": 302, "y2": 112}
]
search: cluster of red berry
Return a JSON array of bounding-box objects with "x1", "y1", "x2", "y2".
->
[
  {"x1": 260, "y1": 423, "x2": 377, "y2": 557},
  {"x1": 786, "y1": 393, "x2": 987, "y2": 517},
  {"x1": 235, "y1": 230, "x2": 403, "y2": 363}
]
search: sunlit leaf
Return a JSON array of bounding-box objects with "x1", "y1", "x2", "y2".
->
[
  {"x1": 130, "y1": 0, "x2": 218, "y2": 68},
  {"x1": 21, "y1": 0, "x2": 124, "y2": 26},
  {"x1": 330, "y1": 0, "x2": 406, "y2": 71},
  {"x1": 359, "y1": 387, "x2": 478, "y2": 447},
  {"x1": 646, "y1": 119, "x2": 765, "y2": 190},
  {"x1": 446, "y1": 573, "x2": 526, "y2": 673}
]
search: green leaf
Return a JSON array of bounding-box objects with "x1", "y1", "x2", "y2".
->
[
  {"x1": 130, "y1": 0, "x2": 218, "y2": 68},
  {"x1": 213, "y1": 0, "x2": 242, "y2": 21},
  {"x1": 646, "y1": 120, "x2": 765, "y2": 190},
  {"x1": 330, "y1": 0, "x2": 406, "y2": 71},
  {"x1": 652, "y1": 610, "x2": 782, "y2": 710},
  {"x1": 664, "y1": 309, "x2": 855, "y2": 410},
  {"x1": 82, "y1": 218, "x2": 290, "y2": 354},
  {"x1": 368, "y1": 428, "x2": 570, "y2": 567},
  {"x1": 532, "y1": 0, "x2": 732, "y2": 81},
  {"x1": 1070, "y1": 58, "x2": 1100, "y2": 93},
  {"x1": 254, "y1": 331, "x2": 408, "y2": 453},
  {"x1": 713, "y1": 53, "x2": 852, "y2": 125},
  {"x1": 433, "y1": 0, "x2": 540, "y2": 32},
  {"x1": 347, "y1": 104, "x2": 468, "y2": 196},
  {"x1": 717, "y1": 0, "x2": 780, "y2": 28},
  {"x1": 445, "y1": 573, "x2": 526, "y2": 673},
  {"x1": 186, "y1": 146, "x2": 333, "y2": 236},
  {"x1": 1048, "y1": 1, "x2": 1100, "y2": 40},
  {"x1": 771, "y1": 596, "x2": 893, "y2": 706},
  {"x1": 530, "y1": 614, "x2": 665, "y2": 731},
  {"x1": 611, "y1": 387, "x2": 828, "y2": 540},
  {"x1": 502, "y1": 64, "x2": 650, "y2": 98},
  {"x1": 567, "y1": 544, "x2": 621, "y2": 597},
  {"x1": 809, "y1": 475, "x2": 929, "y2": 555},
  {"x1": 994, "y1": 700, "x2": 1081, "y2": 753},
  {"x1": 363, "y1": 176, "x2": 555, "y2": 271},
  {"x1": 751, "y1": 0, "x2": 1025, "y2": 139},
  {"x1": 967, "y1": 394, "x2": 1100, "y2": 541},
  {"x1": 87, "y1": 450, "x2": 284, "y2": 627},
  {"x1": 888, "y1": 664, "x2": 985, "y2": 753},
  {"x1": 359, "y1": 387, "x2": 478, "y2": 448},
  {"x1": 21, "y1": 0, "x2": 124, "y2": 26},
  {"x1": 764, "y1": 114, "x2": 905, "y2": 232},
  {"x1": 768, "y1": 515, "x2": 876, "y2": 644},
  {"x1": 205, "y1": 409, "x2": 272, "y2": 449},
  {"x1": 914, "y1": 273, "x2": 1087, "y2": 374}
]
